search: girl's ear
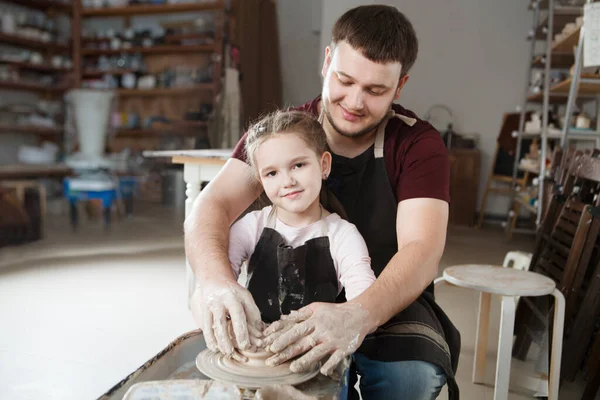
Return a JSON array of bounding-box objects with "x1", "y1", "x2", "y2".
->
[{"x1": 321, "y1": 151, "x2": 332, "y2": 179}]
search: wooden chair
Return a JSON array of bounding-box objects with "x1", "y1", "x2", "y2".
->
[
  {"x1": 512, "y1": 155, "x2": 600, "y2": 383},
  {"x1": 581, "y1": 328, "x2": 600, "y2": 399},
  {"x1": 560, "y1": 205, "x2": 600, "y2": 382},
  {"x1": 477, "y1": 112, "x2": 533, "y2": 229}
]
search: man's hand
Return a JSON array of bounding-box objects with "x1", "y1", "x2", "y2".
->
[
  {"x1": 190, "y1": 278, "x2": 264, "y2": 359},
  {"x1": 261, "y1": 302, "x2": 374, "y2": 377}
]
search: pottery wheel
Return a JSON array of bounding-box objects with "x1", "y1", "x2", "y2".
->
[{"x1": 195, "y1": 348, "x2": 319, "y2": 389}]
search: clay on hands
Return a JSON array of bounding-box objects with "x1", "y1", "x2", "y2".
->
[
  {"x1": 190, "y1": 279, "x2": 264, "y2": 358},
  {"x1": 262, "y1": 302, "x2": 371, "y2": 377}
]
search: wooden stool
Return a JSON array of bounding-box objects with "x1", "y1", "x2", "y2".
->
[
  {"x1": 0, "y1": 180, "x2": 46, "y2": 232},
  {"x1": 435, "y1": 265, "x2": 565, "y2": 400}
]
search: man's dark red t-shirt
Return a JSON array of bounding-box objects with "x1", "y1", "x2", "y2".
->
[{"x1": 231, "y1": 96, "x2": 450, "y2": 204}]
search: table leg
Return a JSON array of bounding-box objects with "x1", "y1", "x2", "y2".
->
[
  {"x1": 549, "y1": 289, "x2": 565, "y2": 400},
  {"x1": 184, "y1": 163, "x2": 204, "y2": 306},
  {"x1": 69, "y1": 200, "x2": 78, "y2": 231},
  {"x1": 473, "y1": 292, "x2": 492, "y2": 384},
  {"x1": 495, "y1": 295, "x2": 516, "y2": 400}
]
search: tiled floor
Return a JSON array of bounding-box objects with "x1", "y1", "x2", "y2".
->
[{"x1": 0, "y1": 214, "x2": 593, "y2": 399}]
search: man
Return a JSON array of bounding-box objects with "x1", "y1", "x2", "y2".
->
[{"x1": 186, "y1": 5, "x2": 460, "y2": 400}]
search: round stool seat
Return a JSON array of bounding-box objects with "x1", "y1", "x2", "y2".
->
[{"x1": 443, "y1": 265, "x2": 555, "y2": 297}]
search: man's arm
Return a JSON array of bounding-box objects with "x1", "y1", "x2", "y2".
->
[
  {"x1": 263, "y1": 197, "x2": 448, "y2": 375},
  {"x1": 184, "y1": 158, "x2": 262, "y2": 282},
  {"x1": 185, "y1": 158, "x2": 265, "y2": 355},
  {"x1": 352, "y1": 197, "x2": 449, "y2": 330}
]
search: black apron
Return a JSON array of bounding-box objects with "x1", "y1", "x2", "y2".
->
[
  {"x1": 324, "y1": 111, "x2": 461, "y2": 399},
  {"x1": 246, "y1": 208, "x2": 339, "y2": 323}
]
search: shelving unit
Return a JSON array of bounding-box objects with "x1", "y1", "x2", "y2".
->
[
  {"x1": 74, "y1": 0, "x2": 228, "y2": 149},
  {"x1": 0, "y1": 0, "x2": 75, "y2": 150},
  {"x1": 117, "y1": 85, "x2": 213, "y2": 97},
  {"x1": 80, "y1": 1, "x2": 223, "y2": 17},
  {"x1": 81, "y1": 44, "x2": 215, "y2": 56},
  {"x1": 0, "y1": 32, "x2": 70, "y2": 53},
  {"x1": 0, "y1": 81, "x2": 68, "y2": 93},
  {"x1": 0, "y1": 60, "x2": 71, "y2": 73},
  {"x1": 0, "y1": 124, "x2": 62, "y2": 136},
  {"x1": 505, "y1": 0, "x2": 600, "y2": 238},
  {"x1": 1, "y1": 0, "x2": 72, "y2": 14}
]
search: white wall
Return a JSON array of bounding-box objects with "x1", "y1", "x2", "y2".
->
[
  {"x1": 276, "y1": 0, "x2": 323, "y2": 107},
  {"x1": 319, "y1": 0, "x2": 533, "y2": 215}
]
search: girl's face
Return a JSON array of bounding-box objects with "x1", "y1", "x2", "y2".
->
[{"x1": 254, "y1": 133, "x2": 331, "y2": 223}]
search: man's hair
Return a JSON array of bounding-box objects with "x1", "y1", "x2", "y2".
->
[{"x1": 331, "y1": 5, "x2": 418, "y2": 77}]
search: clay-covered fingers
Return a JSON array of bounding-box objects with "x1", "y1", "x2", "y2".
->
[
  {"x1": 268, "y1": 321, "x2": 314, "y2": 353},
  {"x1": 280, "y1": 308, "x2": 312, "y2": 323},
  {"x1": 319, "y1": 349, "x2": 347, "y2": 379},
  {"x1": 265, "y1": 334, "x2": 318, "y2": 367},
  {"x1": 201, "y1": 307, "x2": 218, "y2": 352},
  {"x1": 263, "y1": 308, "x2": 312, "y2": 337},
  {"x1": 212, "y1": 306, "x2": 235, "y2": 356},
  {"x1": 224, "y1": 296, "x2": 251, "y2": 350},
  {"x1": 289, "y1": 344, "x2": 333, "y2": 373},
  {"x1": 262, "y1": 323, "x2": 296, "y2": 348},
  {"x1": 228, "y1": 349, "x2": 248, "y2": 363},
  {"x1": 240, "y1": 290, "x2": 264, "y2": 331}
]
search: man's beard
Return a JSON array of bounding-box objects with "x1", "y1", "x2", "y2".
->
[{"x1": 323, "y1": 102, "x2": 389, "y2": 139}]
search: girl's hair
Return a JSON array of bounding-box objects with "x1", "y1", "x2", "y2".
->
[
  {"x1": 243, "y1": 110, "x2": 348, "y2": 220},
  {"x1": 244, "y1": 110, "x2": 327, "y2": 169}
]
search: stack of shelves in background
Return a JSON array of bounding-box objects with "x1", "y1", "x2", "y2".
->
[
  {"x1": 0, "y1": 0, "x2": 74, "y2": 143},
  {"x1": 505, "y1": 0, "x2": 600, "y2": 238},
  {"x1": 74, "y1": 0, "x2": 228, "y2": 151}
]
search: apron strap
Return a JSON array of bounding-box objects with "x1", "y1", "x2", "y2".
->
[
  {"x1": 374, "y1": 110, "x2": 417, "y2": 159},
  {"x1": 266, "y1": 206, "x2": 277, "y2": 229}
]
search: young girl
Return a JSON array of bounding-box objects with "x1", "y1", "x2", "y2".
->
[{"x1": 228, "y1": 110, "x2": 375, "y2": 326}]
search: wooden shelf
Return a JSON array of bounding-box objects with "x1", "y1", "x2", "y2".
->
[
  {"x1": 0, "y1": 59, "x2": 71, "y2": 73},
  {"x1": 529, "y1": 0, "x2": 582, "y2": 13},
  {"x1": 534, "y1": 12, "x2": 582, "y2": 40},
  {"x1": 0, "y1": 80, "x2": 68, "y2": 93},
  {"x1": 551, "y1": 74, "x2": 600, "y2": 94},
  {"x1": 515, "y1": 193, "x2": 539, "y2": 214},
  {"x1": 81, "y1": 1, "x2": 223, "y2": 17},
  {"x1": 528, "y1": 74, "x2": 600, "y2": 103},
  {"x1": 82, "y1": 68, "x2": 139, "y2": 77},
  {"x1": 0, "y1": 124, "x2": 62, "y2": 136},
  {"x1": 1, "y1": 0, "x2": 72, "y2": 14},
  {"x1": 552, "y1": 26, "x2": 580, "y2": 53},
  {"x1": 0, "y1": 33, "x2": 69, "y2": 53},
  {"x1": 117, "y1": 127, "x2": 207, "y2": 137},
  {"x1": 164, "y1": 33, "x2": 215, "y2": 44},
  {"x1": 532, "y1": 52, "x2": 574, "y2": 69},
  {"x1": 117, "y1": 85, "x2": 213, "y2": 96},
  {"x1": 82, "y1": 44, "x2": 214, "y2": 56}
]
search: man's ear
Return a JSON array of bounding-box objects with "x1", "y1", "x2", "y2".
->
[
  {"x1": 322, "y1": 46, "x2": 333, "y2": 78},
  {"x1": 394, "y1": 74, "x2": 410, "y2": 100},
  {"x1": 321, "y1": 151, "x2": 332, "y2": 178}
]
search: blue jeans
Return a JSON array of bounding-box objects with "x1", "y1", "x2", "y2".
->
[{"x1": 340, "y1": 353, "x2": 447, "y2": 400}]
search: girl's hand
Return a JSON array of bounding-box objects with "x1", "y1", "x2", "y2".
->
[{"x1": 262, "y1": 302, "x2": 373, "y2": 378}]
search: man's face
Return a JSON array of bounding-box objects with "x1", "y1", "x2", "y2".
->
[{"x1": 321, "y1": 41, "x2": 408, "y2": 138}]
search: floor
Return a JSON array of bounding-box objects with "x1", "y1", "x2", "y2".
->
[{"x1": 0, "y1": 211, "x2": 593, "y2": 399}]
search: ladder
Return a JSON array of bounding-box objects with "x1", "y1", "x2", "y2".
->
[{"x1": 506, "y1": 0, "x2": 600, "y2": 238}]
